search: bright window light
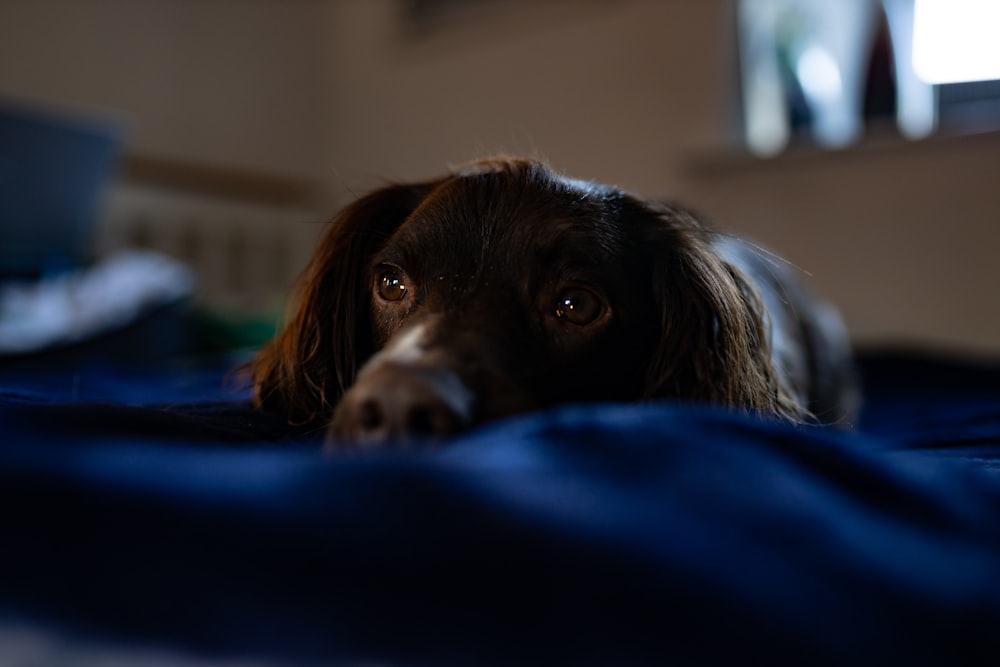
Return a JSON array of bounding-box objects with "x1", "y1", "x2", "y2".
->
[
  {"x1": 912, "y1": 0, "x2": 1000, "y2": 84},
  {"x1": 796, "y1": 46, "x2": 843, "y2": 104}
]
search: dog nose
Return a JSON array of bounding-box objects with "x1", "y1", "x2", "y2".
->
[{"x1": 329, "y1": 365, "x2": 472, "y2": 444}]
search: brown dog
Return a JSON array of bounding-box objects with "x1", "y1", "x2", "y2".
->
[{"x1": 252, "y1": 158, "x2": 856, "y2": 446}]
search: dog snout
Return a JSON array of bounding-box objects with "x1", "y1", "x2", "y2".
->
[{"x1": 329, "y1": 364, "x2": 473, "y2": 444}]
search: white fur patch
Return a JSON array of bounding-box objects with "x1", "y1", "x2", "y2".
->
[{"x1": 364, "y1": 323, "x2": 427, "y2": 372}]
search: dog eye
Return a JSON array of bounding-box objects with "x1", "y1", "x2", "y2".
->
[
  {"x1": 555, "y1": 287, "x2": 604, "y2": 325},
  {"x1": 377, "y1": 270, "x2": 408, "y2": 302}
]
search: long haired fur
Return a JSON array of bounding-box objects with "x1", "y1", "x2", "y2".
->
[
  {"x1": 253, "y1": 180, "x2": 442, "y2": 424},
  {"x1": 252, "y1": 158, "x2": 852, "y2": 440},
  {"x1": 635, "y1": 201, "x2": 805, "y2": 420}
]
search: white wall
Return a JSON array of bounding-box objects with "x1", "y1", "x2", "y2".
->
[
  {"x1": 2, "y1": 0, "x2": 998, "y2": 354},
  {"x1": 680, "y1": 132, "x2": 1000, "y2": 354},
  {"x1": 319, "y1": 0, "x2": 737, "y2": 195},
  {"x1": 0, "y1": 0, "x2": 333, "y2": 179}
]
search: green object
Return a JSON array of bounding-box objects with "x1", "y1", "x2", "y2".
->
[{"x1": 190, "y1": 308, "x2": 283, "y2": 353}]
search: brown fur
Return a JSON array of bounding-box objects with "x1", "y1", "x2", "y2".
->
[{"x1": 252, "y1": 158, "x2": 855, "y2": 444}]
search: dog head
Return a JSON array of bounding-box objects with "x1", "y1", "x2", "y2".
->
[{"x1": 252, "y1": 158, "x2": 801, "y2": 446}]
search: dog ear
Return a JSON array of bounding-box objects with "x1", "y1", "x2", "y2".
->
[
  {"x1": 639, "y1": 203, "x2": 804, "y2": 421},
  {"x1": 251, "y1": 180, "x2": 442, "y2": 425}
]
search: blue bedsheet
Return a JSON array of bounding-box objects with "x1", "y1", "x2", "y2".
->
[{"x1": 2, "y1": 351, "x2": 1000, "y2": 666}]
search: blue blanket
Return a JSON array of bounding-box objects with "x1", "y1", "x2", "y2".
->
[{"x1": 2, "y1": 351, "x2": 1000, "y2": 666}]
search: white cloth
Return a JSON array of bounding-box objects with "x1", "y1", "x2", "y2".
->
[{"x1": 0, "y1": 250, "x2": 195, "y2": 354}]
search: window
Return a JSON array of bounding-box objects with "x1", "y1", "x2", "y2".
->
[{"x1": 738, "y1": 0, "x2": 1000, "y2": 156}]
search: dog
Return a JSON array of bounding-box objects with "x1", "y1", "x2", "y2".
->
[{"x1": 252, "y1": 157, "x2": 856, "y2": 446}]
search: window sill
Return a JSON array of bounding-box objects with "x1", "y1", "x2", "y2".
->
[{"x1": 682, "y1": 125, "x2": 1000, "y2": 180}]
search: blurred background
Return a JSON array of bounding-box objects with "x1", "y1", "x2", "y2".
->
[{"x1": 1, "y1": 0, "x2": 998, "y2": 358}]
